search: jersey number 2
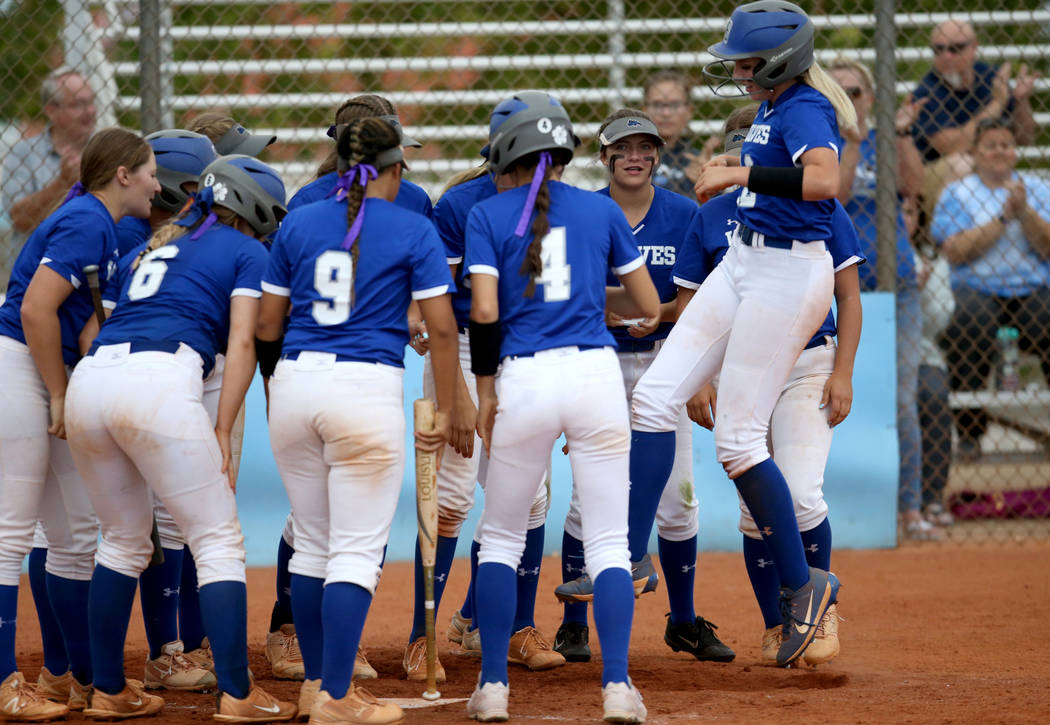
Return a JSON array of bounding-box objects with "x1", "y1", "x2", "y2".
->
[
  {"x1": 127, "y1": 246, "x2": 179, "y2": 301},
  {"x1": 312, "y1": 250, "x2": 353, "y2": 325},
  {"x1": 537, "y1": 226, "x2": 570, "y2": 302}
]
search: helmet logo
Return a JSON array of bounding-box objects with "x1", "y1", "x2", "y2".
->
[
  {"x1": 203, "y1": 172, "x2": 216, "y2": 187},
  {"x1": 537, "y1": 117, "x2": 553, "y2": 134},
  {"x1": 212, "y1": 181, "x2": 229, "y2": 202},
  {"x1": 552, "y1": 124, "x2": 570, "y2": 146},
  {"x1": 724, "y1": 18, "x2": 733, "y2": 43},
  {"x1": 627, "y1": 119, "x2": 641, "y2": 127},
  {"x1": 768, "y1": 46, "x2": 795, "y2": 64}
]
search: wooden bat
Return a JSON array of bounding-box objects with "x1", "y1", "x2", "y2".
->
[
  {"x1": 413, "y1": 398, "x2": 441, "y2": 701},
  {"x1": 83, "y1": 264, "x2": 165, "y2": 568}
]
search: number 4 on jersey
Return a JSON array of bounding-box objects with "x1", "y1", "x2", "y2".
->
[{"x1": 537, "y1": 226, "x2": 570, "y2": 302}]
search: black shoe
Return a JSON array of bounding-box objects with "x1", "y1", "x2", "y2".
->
[
  {"x1": 664, "y1": 615, "x2": 735, "y2": 662},
  {"x1": 553, "y1": 622, "x2": 591, "y2": 663}
]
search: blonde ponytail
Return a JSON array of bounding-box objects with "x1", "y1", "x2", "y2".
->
[{"x1": 801, "y1": 61, "x2": 858, "y2": 139}]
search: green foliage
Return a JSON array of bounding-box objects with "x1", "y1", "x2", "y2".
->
[{"x1": 0, "y1": 0, "x2": 63, "y2": 121}]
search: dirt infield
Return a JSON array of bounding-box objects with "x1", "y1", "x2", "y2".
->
[{"x1": 14, "y1": 545, "x2": 1050, "y2": 723}]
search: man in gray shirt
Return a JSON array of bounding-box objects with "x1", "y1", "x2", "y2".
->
[{"x1": 1, "y1": 67, "x2": 97, "y2": 293}]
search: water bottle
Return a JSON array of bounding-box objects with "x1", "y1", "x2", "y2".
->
[{"x1": 996, "y1": 326, "x2": 1021, "y2": 392}]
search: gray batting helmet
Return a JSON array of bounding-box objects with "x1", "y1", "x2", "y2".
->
[
  {"x1": 486, "y1": 91, "x2": 579, "y2": 177},
  {"x1": 705, "y1": 1, "x2": 815, "y2": 92},
  {"x1": 198, "y1": 155, "x2": 287, "y2": 238}
]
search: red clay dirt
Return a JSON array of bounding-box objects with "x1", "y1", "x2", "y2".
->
[{"x1": 14, "y1": 545, "x2": 1050, "y2": 723}]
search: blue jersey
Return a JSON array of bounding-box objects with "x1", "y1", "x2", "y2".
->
[
  {"x1": 739, "y1": 83, "x2": 840, "y2": 241},
  {"x1": 287, "y1": 171, "x2": 435, "y2": 220},
  {"x1": 95, "y1": 224, "x2": 267, "y2": 376},
  {"x1": 264, "y1": 196, "x2": 453, "y2": 368},
  {"x1": 672, "y1": 194, "x2": 865, "y2": 348},
  {"x1": 0, "y1": 194, "x2": 120, "y2": 365},
  {"x1": 598, "y1": 185, "x2": 698, "y2": 347},
  {"x1": 115, "y1": 215, "x2": 153, "y2": 257},
  {"x1": 432, "y1": 173, "x2": 499, "y2": 328},
  {"x1": 464, "y1": 181, "x2": 644, "y2": 358}
]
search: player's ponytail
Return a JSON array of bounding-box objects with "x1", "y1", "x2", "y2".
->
[
  {"x1": 335, "y1": 116, "x2": 402, "y2": 308},
  {"x1": 510, "y1": 148, "x2": 570, "y2": 298},
  {"x1": 801, "y1": 62, "x2": 858, "y2": 139}
]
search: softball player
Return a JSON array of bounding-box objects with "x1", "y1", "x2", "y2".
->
[
  {"x1": 257, "y1": 117, "x2": 457, "y2": 724},
  {"x1": 674, "y1": 107, "x2": 864, "y2": 666},
  {"x1": 464, "y1": 92, "x2": 658, "y2": 723},
  {"x1": 0, "y1": 127, "x2": 158, "y2": 721},
  {"x1": 554, "y1": 109, "x2": 733, "y2": 666},
  {"x1": 64, "y1": 155, "x2": 295, "y2": 721},
  {"x1": 627, "y1": 0, "x2": 857, "y2": 666},
  {"x1": 407, "y1": 95, "x2": 561, "y2": 682}
]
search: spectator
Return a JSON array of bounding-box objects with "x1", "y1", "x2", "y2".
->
[
  {"x1": 0, "y1": 67, "x2": 97, "y2": 291},
  {"x1": 931, "y1": 117, "x2": 1050, "y2": 459},
  {"x1": 829, "y1": 57, "x2": 938, "y2": 540},
  {"x1": 905, "y1": 195, "x2": 956, "y2": 527},
  {"x1": 911, "y1": 19, "x2": 1036, "y2": 164},
  {"x1": 642, "y1": 70, "x2": 717, "y2": 199}
]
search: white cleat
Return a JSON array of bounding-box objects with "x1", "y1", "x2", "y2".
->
[
  {"x1": 466, "y1": 679, "x2": 509, "y2": 722},
  {"x1": 602, "y1": 681, "x2": 646, "y2": 723}
]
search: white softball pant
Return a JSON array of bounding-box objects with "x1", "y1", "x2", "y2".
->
[
  {"x1": 739, "y1": 339, "x2": 835, "y2": 538},
  {"x1": 478, "y1": 346, "x2": 630, "y2": 581},
  {"x1": 65, "y1": 343, "x2": 246, "y2": 585},
  {"x1": 564, "y1": 343, "x2": 698, "y2": 543},
  {"x1": 423, "y1": 330, "x2": 549, "y2": 539},
  {"x1": 0, "y1": 336, "x2": 97, "y2": 586},
  {"x1": 268, "y1": 354, "x2": 404, "y2": 593},
  {"x1": 632, "y1": 240, "x2": 834, "y2": 478}
]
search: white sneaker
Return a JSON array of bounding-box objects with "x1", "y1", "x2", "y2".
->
[
  {"x1": 602, "y1": 681, "x2": 646, "y2": 723},
  {"x1": 466, "y1": 679, "x2": 509, "y2": 722}
]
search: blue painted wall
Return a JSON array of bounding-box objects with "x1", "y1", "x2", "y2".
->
[{"x1": 236, "y1": 292, "x2": 898, "y2": 565}]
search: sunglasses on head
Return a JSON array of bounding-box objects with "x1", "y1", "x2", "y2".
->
[{"x1": 931, "y1": 41, "x2": 971, "y2": 55}]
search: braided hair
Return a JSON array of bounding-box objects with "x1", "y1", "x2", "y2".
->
[
  {"x1": 317, "y1": 95, "x2": 397, "y2": 178},
  {"x1": 508, "y1": 148, "x2": 572, "y2": 298}
]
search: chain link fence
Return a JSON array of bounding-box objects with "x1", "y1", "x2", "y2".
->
[{"x1": 1, "y1": 0, "x2": 1047, "y2": 543}]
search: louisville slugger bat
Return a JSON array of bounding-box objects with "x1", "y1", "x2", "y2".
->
[
  {"x1": 83, "y1": 264, "x2": 165, "y2": 568},
  {"x1": 413, "y1": 398, "x2": 441, "y2": 701}
]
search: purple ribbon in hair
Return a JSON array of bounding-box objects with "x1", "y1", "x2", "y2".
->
[
  {"x1": 62, "y1": 181, "x2": 86, "y2": 205},
  {"x1": 336, "y1": 164, "x2": 378, "y2": 250},
  {"x1": 190, "y1": 212, "x2": 218, "y2": 240},
  {"x1": 514, "y1": 152, "x2": 552, "y2": 237}
]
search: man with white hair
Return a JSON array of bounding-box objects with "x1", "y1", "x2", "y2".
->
[{"x1": 910, "y1": 19, "x2": 1036, "y2": 164}]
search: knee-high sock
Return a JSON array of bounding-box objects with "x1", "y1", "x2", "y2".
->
[
  {"x1": 0, "y1": 585, "x2": 18, "y2": 681},
  {"x1": 476, "y1": 562, "x2": 514, "y2": 686},
  {"x1": 801, "y1": 518, "x2": 832, "y2": 572},
  {"x1": 592, "y1": 568, "x2": 633, "y2": 686},
  {"x1": 29, "y1": 548, "x2": 68, "y2": 675},
  {"x1": 410, "y1": 534, "x2": 458, "y2": 642},
  {"x1": 658, "y1": 535, "x2": 697, "y2": 625},
  {"x1": 46, "y1": 574, "x2": 92, "y2": 685},
  {"x1": 733, "y1": 459, "x2": 808, "y2": 590},
  {"x1": 322, "y1": 583, "x2": 372, "y2": 700},
  {"x1": 560, "y1": 531, "x2": 588, "y2": 625},
  {"x1": 88, "y1": 566, "x2": 138, "y2": 695},
  {"x1": 178, "y1": 545, "x2": 206, "y2": 650},
  {"x1": 290, "y1": 574, "x2": 324, "y2": 681},
  {"x1": 139, "y1": 547, "x2": 184, "y2": 658},
  {"x1": 459, "y1": 539, "x2": 480, "y2": 623},
  {"x1": 513, "y1": 525, "x2": 544, "y2": 632},
  {"x1": 742, "y1": 535, "x2": 782, "y2": 630},
  {"x1": 198, "y1": 581, "x2": 250, "y2": 699},
  {"x1": 627, "y1": 431, "x2": 676, "y2": 561},
  {"x1": 270, "y1": 537, "x2": 294, "y2": 632}
]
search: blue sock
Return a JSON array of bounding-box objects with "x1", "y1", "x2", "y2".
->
[
  {"x1": 410, "y1": 534, "x2": 458, "y2": 642},
  {"x1": 742, "y1": 535, "x2": 782, "y2": 630},
  {"x1": 139, "y1": 547, "x2": 184, "y2": 658},
  {"x1": 322, "y1": 583, "x2": 372, "y2": 700},
  {"x1": 513, "y1": 525, "x2": 544, "y2": 632},
  {"x1": 178, "y1": 546, "x2": 206, "y2": 650},
  {"x1": 45, "y1": 574, "x2": 92, "y2": 685},
  {"x1": 627, "y1": 431, "x2": 676, "y2": 561},
  {"x1": 658, "y1": 535, "x2": 697, "y2": 625},
  {"x1": 591, "y1": 568, "x2": 633, "y2": 686},
  {"x1": 459, "y1": 539, "x2": 480, "y2": 622},
  {"x1": 0, "y1": 585, "x2": 18, "y2": 681},
  {"x1": 198, "y1": 581, "x2": 250, "y2": 699},
  {"x1": 733, "y1": 459, "x2": 808, "y2": 590},
  {"x1": 801, "y1": 518, "x2": 832, "y2": 571},
  {"x1": 270, "y1": 537, "x2": 294, "y2": 631},
  {"x1": 88, "y1": 566, "x2": 138, "y2": 695},
  {"x1": 290, "y1": 574, "x2": 324, "y2": 680},
  {"x1": 560, "y1": 531, "x2": 588, "y2": 625},
  {"x1": 29, "y1": 549, "x2": 68, "y2": 675},
  {"x1": 476, "y1": 562, "x2": 515, "y2": 686}
]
